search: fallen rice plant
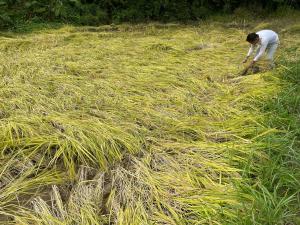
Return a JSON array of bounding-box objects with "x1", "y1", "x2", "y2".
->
[{"x1": 0, "y1": 14, "x2": 299, "y2": 224}]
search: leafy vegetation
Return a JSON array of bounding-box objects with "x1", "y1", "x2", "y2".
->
[{"x1": 0, "y1": 0, "x2": 299, "y2": 28}]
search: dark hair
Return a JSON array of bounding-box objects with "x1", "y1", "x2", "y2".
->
[{"x1": 246, "y1": 33, "x2": 259, "y2": 42}]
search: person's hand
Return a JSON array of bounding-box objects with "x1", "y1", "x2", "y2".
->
[
  {"x1": 242, "y1": 57, "x2": 249, "y2": 63},
  {"x1": 249, "y1": 60, "x2": 255, "y2": 67},
  {"x1": 245, "y1": 60, "x2": 255, "y2": 70}
]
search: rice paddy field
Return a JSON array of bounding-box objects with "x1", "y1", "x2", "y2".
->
[{"x1": 0, "y1": 12, "x2": 299, "y2": 225}]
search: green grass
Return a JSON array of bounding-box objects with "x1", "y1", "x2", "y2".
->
[
  {"x1": 0, "y1": 14, "x2": 299, "y2": 224},
  {"x1": 247, "y1": 61, "x2": 300, "y2": 225}
]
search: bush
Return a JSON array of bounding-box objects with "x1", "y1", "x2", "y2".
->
[
  {"x1": 0, "y1": 13, "x2": 14, "y2": 29},
  {"x1": 0, "y1": 0, "x2": 299, "y2": 28}
]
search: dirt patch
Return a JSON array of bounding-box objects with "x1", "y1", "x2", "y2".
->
[
  {"x1": 148, "y1": 43, "x2": 174, "y2": 51},
  {"x1": 223, "y1": 22, "x2": 251, "y2": 29},
  {"x1": 72, "y1": 25, "x2": 120, "y2": 33},
  {"x1": 185, "y1": 43, "x2": 211, "y2": 52}
]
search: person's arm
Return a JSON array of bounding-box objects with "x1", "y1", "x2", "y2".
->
[
  {"x1": 247, "y1": 44, "x2": 254, "y2": 57},
  {"x1": 243, "y1": 44, "x2": 254, "y2": 63},
  {"x1": 253, "y1": 41, "x2": 268, "y2": 62}
]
